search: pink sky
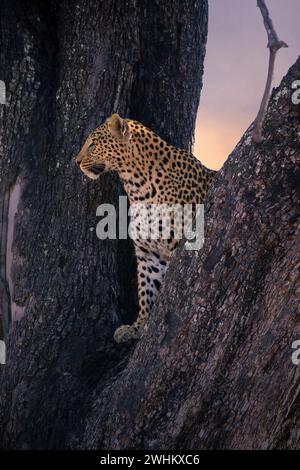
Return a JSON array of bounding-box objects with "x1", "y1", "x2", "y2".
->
[{"x1": 195, "y1": 0, "x2": 300, "y2": 170}]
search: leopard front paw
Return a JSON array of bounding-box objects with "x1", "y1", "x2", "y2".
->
[{"x1": 113, "y1": 324, "x2": 139, "y2": 343}]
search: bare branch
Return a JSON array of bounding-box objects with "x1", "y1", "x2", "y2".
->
[{"x1": 252, "y1": 0, "x2": 288, "y2": 143}]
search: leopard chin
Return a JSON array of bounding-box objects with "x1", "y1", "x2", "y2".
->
[{"x1": 81, "y1": 164, "x2": 106, "y2": 180}]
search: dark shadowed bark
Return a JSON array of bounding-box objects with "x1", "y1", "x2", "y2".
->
[
  {"x1": 0, "y1": 0, "x2": 208, "y2": 449},
  {"x1": 79, "y1": 58, "x2": 300, "y2": 450}
]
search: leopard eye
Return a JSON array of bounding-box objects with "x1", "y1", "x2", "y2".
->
[{"x1": 88, "y1": 143, "x2": 96, "y2": 154}]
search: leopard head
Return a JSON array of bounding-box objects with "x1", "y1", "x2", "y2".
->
[{"x1": 75, "y1": 113, "x2": 132, "y2": 180}]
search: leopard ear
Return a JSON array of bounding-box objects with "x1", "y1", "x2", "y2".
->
[{"x1": 107, "y1": 113, "x2": 131, "y2": 142}]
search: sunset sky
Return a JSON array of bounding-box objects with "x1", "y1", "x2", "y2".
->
[{"x1": 195, "y1": 0, "x2": 300, "y2": 170}]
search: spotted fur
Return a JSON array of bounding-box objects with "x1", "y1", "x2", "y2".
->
[{"x1": 75, "y1": 114, "x2": 216, "y2": 342}]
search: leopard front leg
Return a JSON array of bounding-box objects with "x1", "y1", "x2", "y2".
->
[{"x1": 114, "y1": 252, "x2": 168, "y2": 343}]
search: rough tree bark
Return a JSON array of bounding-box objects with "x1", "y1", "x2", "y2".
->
[
  {"x1": 0, "y1": 0, "x2": 208, "y2": 449},
  {"x1": 79, "y1": 57, "x2": 300, "y2": 450}
]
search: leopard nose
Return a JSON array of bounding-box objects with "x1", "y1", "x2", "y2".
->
[{"x1": 75, "y1": 154, "x2": 83, "y2": 165}]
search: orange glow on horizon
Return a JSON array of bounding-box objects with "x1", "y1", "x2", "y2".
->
[{"x1": 193, "y1": 115, "x2": 250, "y2": 171}]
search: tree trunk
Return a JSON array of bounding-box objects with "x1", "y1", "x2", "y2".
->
[
  {"x1": 0, "y1": 0, "x2": 208, "y2": 449},
  {"x1": 79, "y1": 57, "x2": 300, "y2": 450}
]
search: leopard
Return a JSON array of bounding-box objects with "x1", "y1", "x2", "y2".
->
[{"x1": 75, "y1": 113, "x2": 216, "y2": 343}]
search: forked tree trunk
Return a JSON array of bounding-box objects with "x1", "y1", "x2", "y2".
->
[
  {"x1": 0, "y1": 0, "x2": 208, "y2": 449},
  {"x1": 79, "y1": 57, "x2": 300, "y2": 450}
]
